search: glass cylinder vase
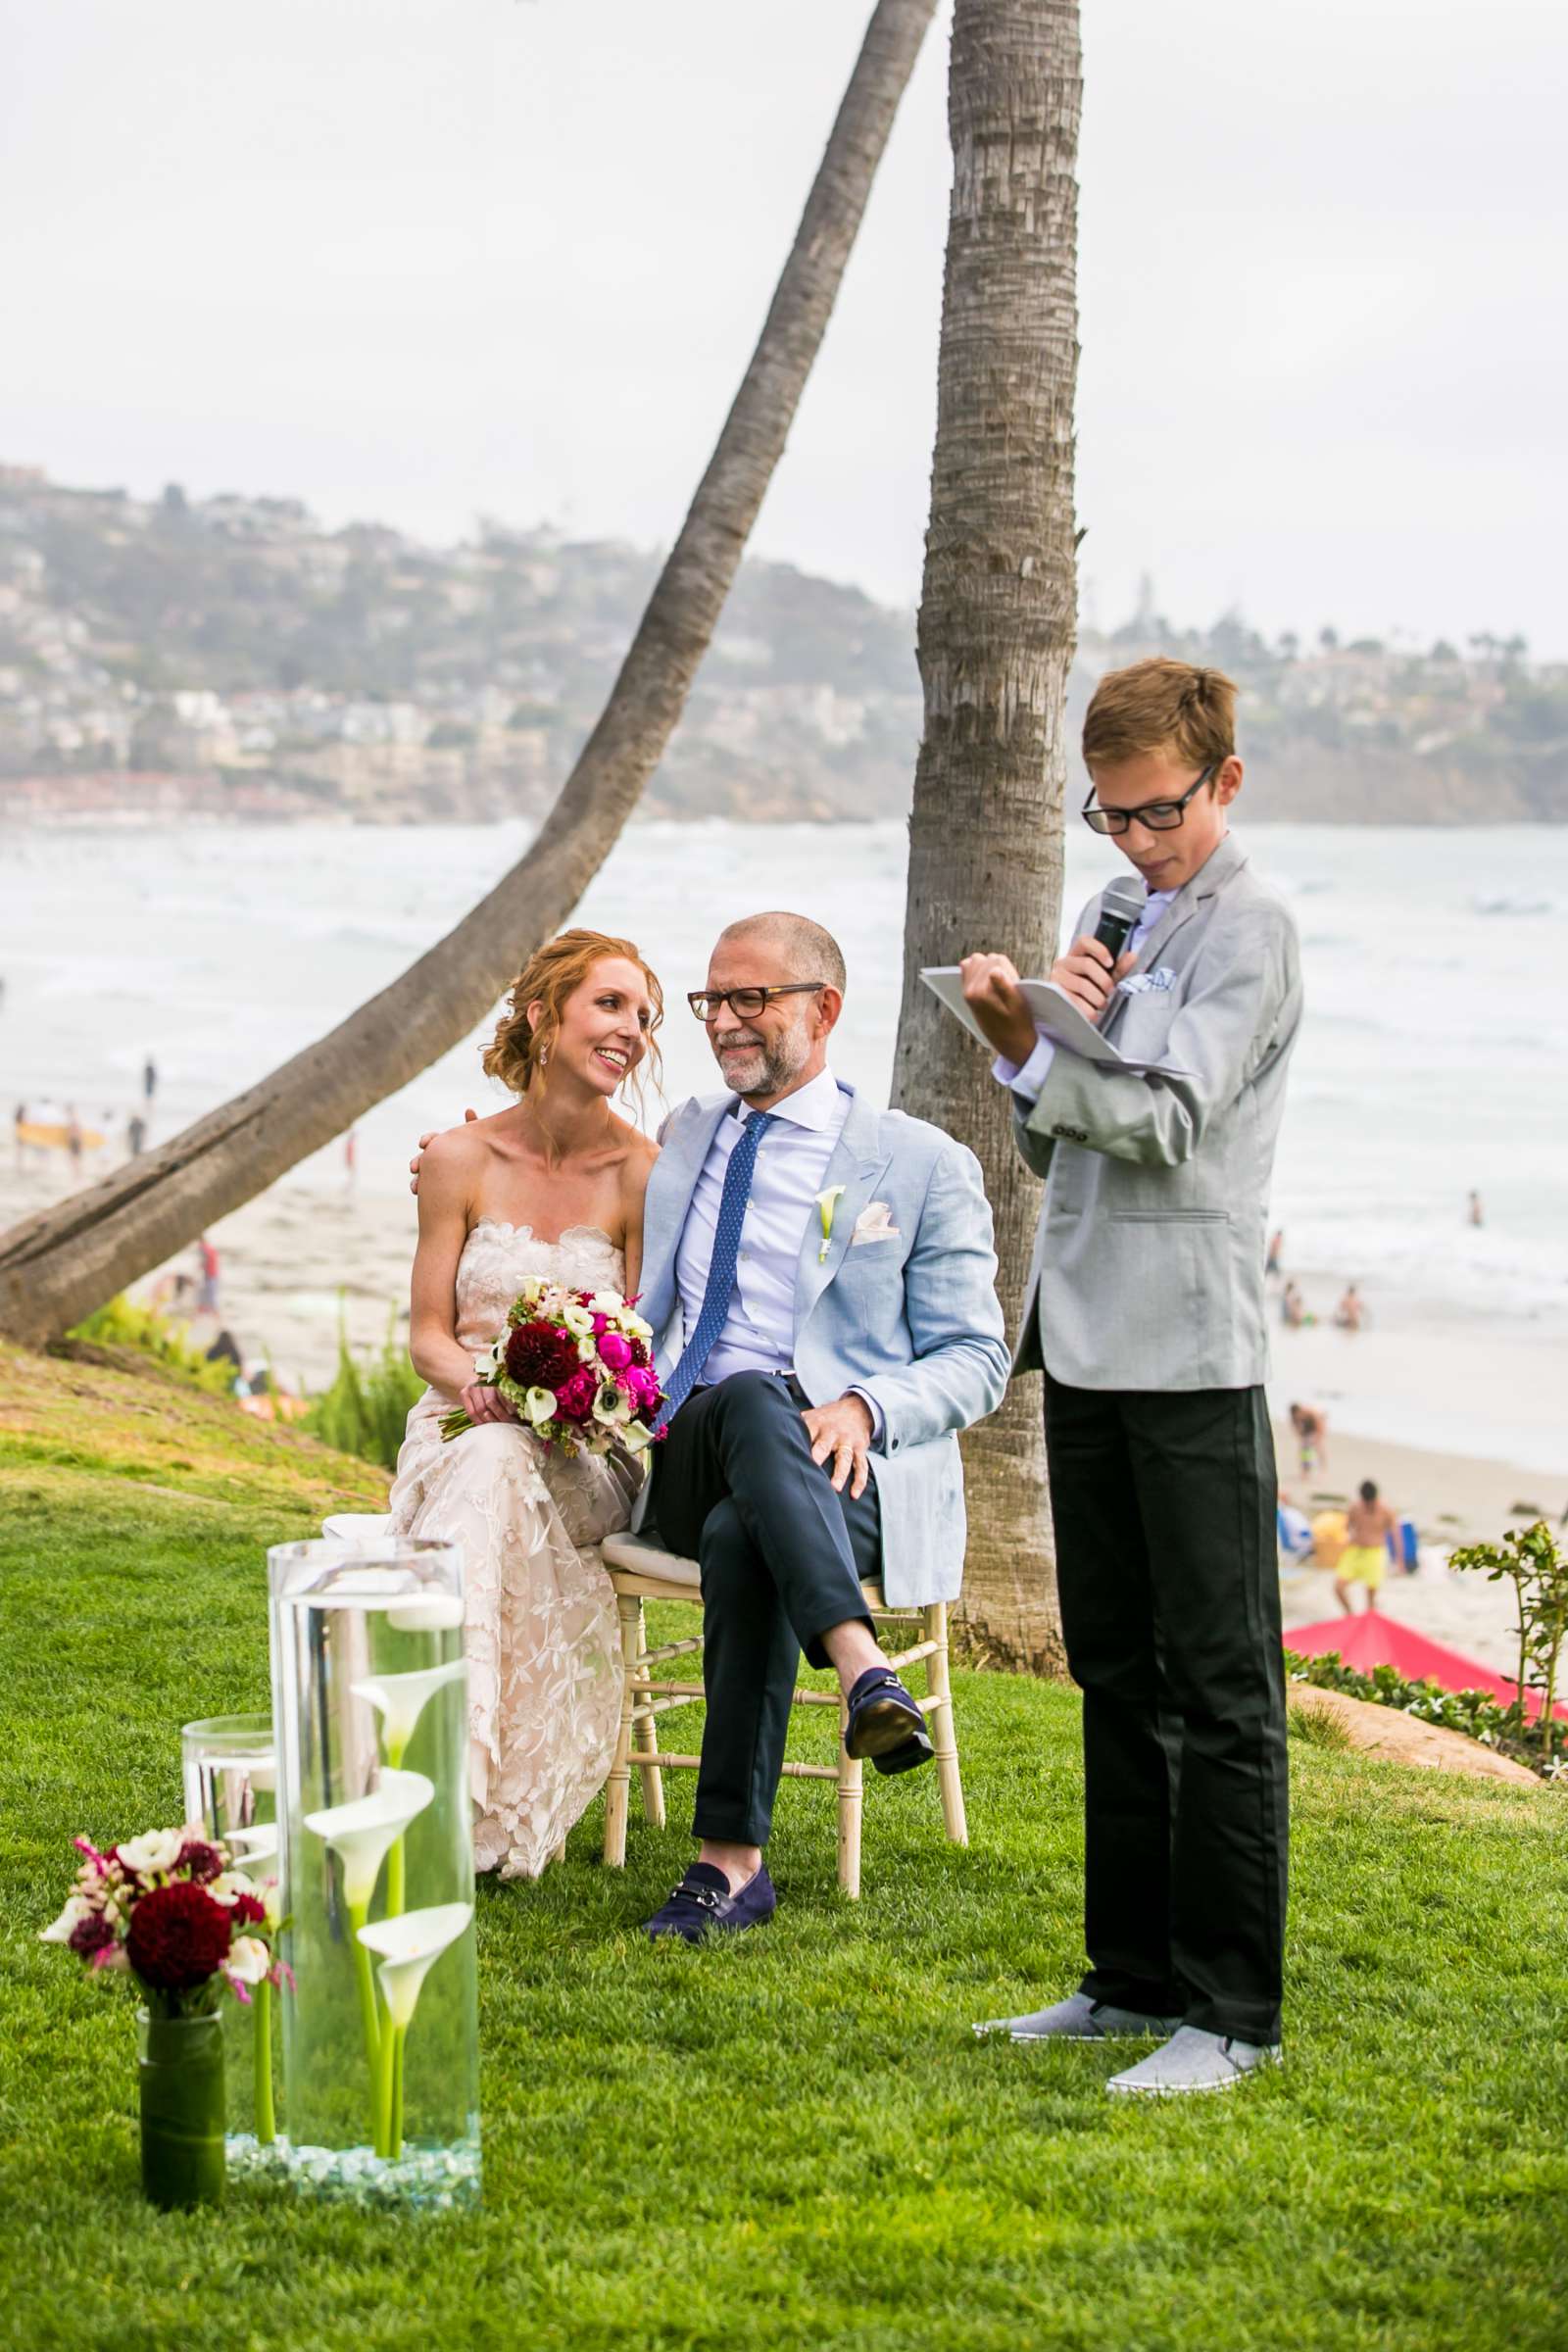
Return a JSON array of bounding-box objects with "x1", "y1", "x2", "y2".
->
[
  {"x1": 181, "y1": 1711, "x2": 282, "y2": 2175},
  {"x1": 137, "y1": 2007, "x2": 225, "y2": 2211},
  {"x1": 268, "y1": 1537, "x2": 479, "y2": 2210}
]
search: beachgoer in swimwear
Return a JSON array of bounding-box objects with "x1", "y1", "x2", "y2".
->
[{"x1": 1335, "y1": 1481, "x2": 1396, "y2": 1614}]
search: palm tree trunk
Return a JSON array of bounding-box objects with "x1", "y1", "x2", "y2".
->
[
  {"x1": 890, "y1": 0, "x2": 1081, "y2": 1674},
  {"x1": 0, "y1": 0, "x2": 937, "y2": 1348}
]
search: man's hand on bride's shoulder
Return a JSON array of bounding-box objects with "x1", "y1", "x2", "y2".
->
[
  {"x1": 802, "y1": 1394, "x2": 874, "y2": 1499},
  {"x1": 410, "y1": 1106, "x2": 478, "y2": 1195}
]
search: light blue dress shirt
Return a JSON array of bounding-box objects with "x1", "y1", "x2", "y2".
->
[{"x1": 672, "y1": 1063, "x2": 884, "y2": 1437}]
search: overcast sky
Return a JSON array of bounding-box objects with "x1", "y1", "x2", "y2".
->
[{"x1": 6, "y1": 0, "x2": 1564, "y2": 654}]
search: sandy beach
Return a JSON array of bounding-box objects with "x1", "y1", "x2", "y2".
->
[{"x1": 8, "y1": 1140, "x2": 1560, "y2": 1684}]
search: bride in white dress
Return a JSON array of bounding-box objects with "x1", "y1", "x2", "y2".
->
[{"x1": 388, "y1": 928, "x2": 662, "y2": 1879}]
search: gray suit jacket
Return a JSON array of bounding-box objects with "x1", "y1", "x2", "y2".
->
[
  {"x1": 632, "y1": 1082, "x2": 1010, "y2": 1604},
  {"x1": 1013, "y1": 833, "x2": 1301, "y2": 1392}
]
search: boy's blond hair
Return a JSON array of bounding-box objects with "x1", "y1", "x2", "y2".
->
[{"x1": 1082, "y1": 657, "x2": 1238, "y2": 772}]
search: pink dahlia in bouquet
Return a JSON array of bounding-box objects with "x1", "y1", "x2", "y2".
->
[
  {"x1": 40, "y1": 1826, "x2": 284, "y2": 2018},
  {"x1": 440, "y1": 1275, "x2": 664, "y2": 1459}
]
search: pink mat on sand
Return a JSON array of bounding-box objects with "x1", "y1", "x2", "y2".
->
[{"x1": 1283, "y1": 1608, "x2": 1568, "y2": 1721}]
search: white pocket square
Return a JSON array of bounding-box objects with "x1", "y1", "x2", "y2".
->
[{"x1": 851, "y1": 1201, "x2": 901, "y2": 1245}]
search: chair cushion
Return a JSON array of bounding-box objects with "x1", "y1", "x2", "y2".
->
[{"x1": 602, "y1": 1534, "x2": 703, "y2": 1588}]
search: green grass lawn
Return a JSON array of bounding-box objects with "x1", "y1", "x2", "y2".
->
[{"x1": 3, "y1": 1344, "x2": 1566, "y2": 2352}]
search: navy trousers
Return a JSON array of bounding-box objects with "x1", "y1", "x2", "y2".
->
[{"x1": 650, "y1": 1371, "x2": 878, "y2": 1846}]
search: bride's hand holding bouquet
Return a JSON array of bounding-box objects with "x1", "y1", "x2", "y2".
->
[{"x1": 440, "y1": 1275, "x2": 664, "y2": 1458}]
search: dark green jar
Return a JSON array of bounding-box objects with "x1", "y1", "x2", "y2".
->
[{"x1": 137, "y1": 2008, "x2": 226, "y2": 2210}]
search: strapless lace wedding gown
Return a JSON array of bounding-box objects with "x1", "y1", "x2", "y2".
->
[{"x1": 387, "y1": 1220, "x2": 637, "y2": 1880}]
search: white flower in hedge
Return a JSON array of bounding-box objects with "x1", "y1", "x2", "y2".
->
[
  {"x1": 304, "y1": 1769, "x2": 435, "y2": 1910},
  {"x1": 224, "y1": 1935, "x2": 271, "y2": 1988},
  {"x1": 351, "y1": 1660, "x2": 466, "y2": 1757},
  {"x1": 357, "y1": 1902, "x2": 473, "y2": 2031},
  {"x1": 118, "y1": 1828, "x2": 185, "y2": 1876},
  {"x1": 39, "y1": 1893, "x2": 97, "y2": 1943}
]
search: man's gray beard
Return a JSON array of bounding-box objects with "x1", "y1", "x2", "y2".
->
[{"x1": 718, "y1": 1032, "x2": 807, "y2": 1099}]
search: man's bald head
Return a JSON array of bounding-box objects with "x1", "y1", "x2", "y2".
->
[{"x1": 715, "y1": 910, "x2": 847, "y2": 995}]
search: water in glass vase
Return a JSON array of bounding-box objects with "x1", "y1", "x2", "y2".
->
[
  {"x1": 268, "y1": 1538, "x2": 480, "y2": 2211},
  {"x1": 181, "y1": 1710, "x2": 282, "y2": 2177}
]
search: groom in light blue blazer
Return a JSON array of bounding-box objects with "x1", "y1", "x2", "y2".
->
[{"x1": 633, "y1": 910, "x2": 1008, "y2": 1942}]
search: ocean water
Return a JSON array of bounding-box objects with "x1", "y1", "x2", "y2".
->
[{"x1": 4, "y1": 815, "x2": 1566, "y2": 1466}]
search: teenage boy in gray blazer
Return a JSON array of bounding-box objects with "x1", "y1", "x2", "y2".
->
[{"x1": 959, "y1": 658, "x2": 1302, "y2": 2097}]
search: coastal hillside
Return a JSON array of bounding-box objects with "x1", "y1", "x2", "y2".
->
[{"x1": 2, "y1": 465, "x2": 1564, "y2": 824}]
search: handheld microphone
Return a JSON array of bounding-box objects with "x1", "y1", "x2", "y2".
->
[{"x1": 1092, "y1": 873, "x2": 1148, "y2": 961}]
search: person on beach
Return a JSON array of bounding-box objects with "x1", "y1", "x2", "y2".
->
[
  {"x1": 1290, "y1": 1400, "x2": 1328, "y2": 1479},
  {"x1": 195, "y1": 1235, "x2": 220, "y2": 1315},
  {"x1": 1281, "y1": 1280, "x2": 1309, "y2": 1329},
  {"x1": 1468, "y1": 1191, "x2": 1484, "y2": 1228},
  {"x1": 392, "y1": 930, "x2": 660, "y2": 1880},
  {"x1": 960, "y1": 657, "x2": 1301, "y2": 2097},
  {"x1": 1336, "y1": 1481, "x2": 1396, "y2": 1613},
  {"x1": 1266, "y1": 1229, "x2": 1284, "y2": 1279},
  {"x1": 1334, "y1": 1282, "x2": 1363, "y2": 1333},
  {"x1": 142, "y1": 1055, "x2": 157, "y2": 1104}
]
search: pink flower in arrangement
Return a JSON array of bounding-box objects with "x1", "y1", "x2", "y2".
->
[
  {"x1": 590, "y1": 1313, "x2": 609, "y2": 1338},
  {"x1": 624, "y1": 1366, "x2": 661, "y2": 1413},
  {"x1": 555, "y1": 1365, "x2": 599, "y2": 1424},
  {"x1": 598, "y1": 1331, "x2": 633, "y2": 1372}
]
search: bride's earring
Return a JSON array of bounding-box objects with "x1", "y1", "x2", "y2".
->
[{"x1": 537, "y1": 1045, "x2": 549, "y2": 1067}]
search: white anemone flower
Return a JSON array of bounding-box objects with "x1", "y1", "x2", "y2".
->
[
  {"x1": 356, "y1": 1902, "x2": 473, "y2": 2031},
  {"x1": 351, "y1": 1660, "x2": 466, "y2": 1758},
  {"x1": 592, "y1": 1388, "x2": 632, "y2": 1427},
  {"x1": 224, "y1": 1935, "x2": 271, "y2": 1987},
  {"x1": 39, "y1": 1893, "x2": 96, "y2": 1943},
  {"x1": 303, "y1": 1769, "x2": 434, "y2": 1908},
  {"x1": 118, "y1": 1827, "x2": 185, "y2": 1876}
]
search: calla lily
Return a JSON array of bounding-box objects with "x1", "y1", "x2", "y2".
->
[
  {"x1": 303, "y1": 1769, "x2": 434, "y2": 1908},
  {"x1": 524, "y1": 1386, "x2": 558, "y2": 1429},
  {"x1": 387, "y1": 1591, "x2": 466, "y2": 1634},
  {"x1": 351, "y1": 1660, "x2": 466, "y2": 1760},
  {"x1": 357, "y1": 1902, "x2": 473, "y2": 2032},
  {"x1": 814, "y1": 1184, "x2": 847, "y2": 1264},
  {"x1": 226, "y1": 1826, "x2": 279, "y2": 1865}
]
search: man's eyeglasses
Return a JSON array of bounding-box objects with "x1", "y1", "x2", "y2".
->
[
  {"x1": 687, "y1": 982, "x2": 827, "y2": 1023},
  {"x1": 1081, "y1": 762, "x2": 1217, "y2": 837}
]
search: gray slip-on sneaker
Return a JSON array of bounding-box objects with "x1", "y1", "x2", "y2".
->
[
  {"x1": 973, "y1": 1991, "x2": 1184, "y2": 2043},
  {"x1": 1104, "y1": 2024, "x2": 1282, "y2": 2096}
]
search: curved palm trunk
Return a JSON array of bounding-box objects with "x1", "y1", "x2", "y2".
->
[
  {"x1": 0, "y1": 0, "x2": 937, "y2": 1348},
  {"x1": 890, "y1": 0, "x2": 1081, "y2": 1674}
]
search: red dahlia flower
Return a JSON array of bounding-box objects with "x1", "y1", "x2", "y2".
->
[
  {"x1": 124, "y1": 1881, "x2": 234, "y2": 1991},
  {"x1": 228, "y1": 1890, "x2": 268, "y2": 1926},
  {"x1": 504, "y1": 1320, "x2": 581, "y2": 1392}
]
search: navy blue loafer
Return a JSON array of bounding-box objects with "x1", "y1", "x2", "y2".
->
[
  {"x1": 643, "y1": 1862, "x2": 777, "y2": 1943},
  {"x1": 844, "y1": 1667, "x2": 934, "y2": 1772}
]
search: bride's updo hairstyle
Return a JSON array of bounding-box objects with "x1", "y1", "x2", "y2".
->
[{"x1": 482, "y1": 928, "x2": 664, "y2": 1103}]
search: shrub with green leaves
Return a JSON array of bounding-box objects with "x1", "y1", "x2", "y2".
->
[{"x1": 302, "y1": 1307, "x2": 423, "y2": 1471}]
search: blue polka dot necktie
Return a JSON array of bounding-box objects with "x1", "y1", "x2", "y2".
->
[{"x1": 662, "y1": 1111, "x2": 777, "y2": 1419}]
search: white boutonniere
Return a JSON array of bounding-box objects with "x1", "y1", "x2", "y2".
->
[{"x1": 814, "y1": 1184, "x2": 847, "y2": 1264}]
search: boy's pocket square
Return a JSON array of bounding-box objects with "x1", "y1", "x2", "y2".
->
[{"x1": 851, "y1": 1202, "x2": 901, "y2": 1245}]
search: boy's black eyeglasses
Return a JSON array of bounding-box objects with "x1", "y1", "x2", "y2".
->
[
  {"x1": 1081, "y1": 762, "x2": 1217, "y2": 836},
  {"x1": 688, "y1": 982, "x2": 826, "y2": 1023}
]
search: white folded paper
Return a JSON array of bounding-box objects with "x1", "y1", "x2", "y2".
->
[{"x1": 918, "y1": 966, "x2": 1194, "y2": 1080}]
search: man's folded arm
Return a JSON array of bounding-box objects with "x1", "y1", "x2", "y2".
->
[
  {"x1": 855, "y1": 1142, "x2": 1010, "y2": 1455},
  {"x1": 1022, "y1": 912, "x2": 1298, "y2": 1169}
]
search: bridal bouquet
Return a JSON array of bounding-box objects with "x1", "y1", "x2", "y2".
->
[
  {"x1": 40, "y1": 1826, "x2": 282, "y2": 2015},
  {"x1": 440, "y1": 1277, "x2": 663, "y2": 1457}
]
